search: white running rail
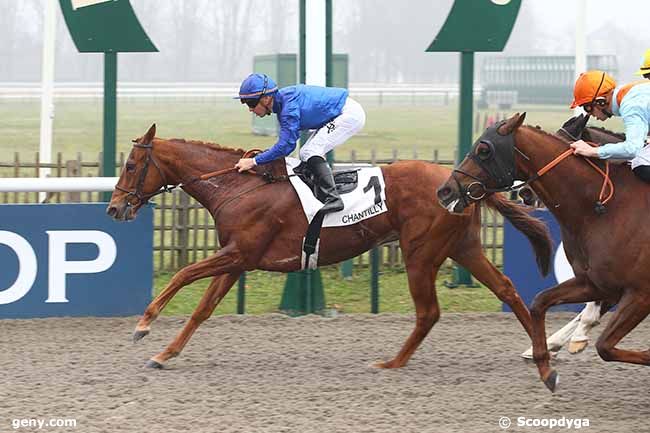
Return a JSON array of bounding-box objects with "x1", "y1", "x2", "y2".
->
[{"x1": 0, "y1": 177, "x2": 119, "y2": 192}]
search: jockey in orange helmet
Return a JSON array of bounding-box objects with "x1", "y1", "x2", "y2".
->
[{"x1": 569, "y1": 70, "x2": 650, "y2": 183}]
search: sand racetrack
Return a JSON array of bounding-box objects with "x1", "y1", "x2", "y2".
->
[{"x1": 2, "y1": 312, "x2": 649, "y2": 433}]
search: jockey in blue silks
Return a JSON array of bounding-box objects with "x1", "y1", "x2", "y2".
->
[{"x1": 233, "y1": 73, "x2": 366, "y2": 214}]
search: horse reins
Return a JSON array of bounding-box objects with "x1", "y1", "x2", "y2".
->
[
  {"x1": 197, "y1": 148, "x2": 295, "y2": 219},
  {"x1": 118, "y1": 142, "x2": 296, "y2": 219},
  {"x1": 524, "y1": 145, "x2": 614, "y2": 209},
  {"x1": 199, "y1": 149, "x2": 263, "y2": 180}
]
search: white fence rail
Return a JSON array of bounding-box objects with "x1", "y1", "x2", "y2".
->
[
  {"x1": 0, "y1": 177, "x2": 118, "y2": 192},
  {"x1": 0, "y1": 82, "x2": 482, "y2": 99}
]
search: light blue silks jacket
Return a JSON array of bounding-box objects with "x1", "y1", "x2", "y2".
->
[{"x1": 597, "y1": 82, "x2": 650, "y2": 160}]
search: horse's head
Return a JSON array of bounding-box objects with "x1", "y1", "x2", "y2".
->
[
  {"x1": 557, "y1": 113, "x2": 590, "y2": 142},
  {"x1": 437, "y1": 113, "x2": 527, "y2": 213},
  {"x1": 556, "y1": 113, "x2": 626, "y2": 145},
  {"x1": 107, "y1": 124, "x2": 171, "y2": 221}
]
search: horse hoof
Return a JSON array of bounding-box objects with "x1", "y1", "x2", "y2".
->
[
  {"x1": 370, "y1": 360, "x2": 401, "y2": 369},
  {"x1": 543, "y1": 370, "x2": 559, "y2": 393},
  {"x1": 145, "y1": 359, "x2": 164, "y2": 369},
  {"x1": 568, "y1": 340, "x2": 588, "y2": 354},
  {"x1": 133, "y1": 329, "x2": 150, "y2": 343}
]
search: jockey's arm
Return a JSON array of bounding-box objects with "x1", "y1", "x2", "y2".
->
[
  {"x1": 254, "y1": 108, "x2": 301, "y2": 165},
  {"x1": 597, "y1": 110, "x2": 648, "y2": 160}
]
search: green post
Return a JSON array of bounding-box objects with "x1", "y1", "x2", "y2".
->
[
  {"x1": 280, "y1": 270, "x2": 325, "y2": 315},
  {"x1": 299, "y1": 0, "x2": 306, "y2": 84},
  {"x1": 425, "y1": 0, "x2": 521, "y2": 287},
  {"x1": 325, "y1": 0, "x2": 334, "y2": 165},
  {"x1": 58, "y1": 0, "x2": 158, "y2": 201},
  {"x1": 450, "y1": 51, "x2": 476, "y2": 286},
  {"x1": 370, "y1": 248, "x2": 379, "y2": 313},
  {"x1": 279, "y1": 0, "x2": 328, "y2": 315},
  {"x1": 340, "y1": 259, "x2": 353, "y2": 279},
  {"x1": 237, "y1": 273, "x2": 246, "y2": 314},
  {"x1": 102, "y1": 51, "x2": 117, "y2": 202}
]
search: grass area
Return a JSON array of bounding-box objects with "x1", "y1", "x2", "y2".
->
[
  {"x1": 0, "y1": 97, "x2": 623, "y2": 165},
  {"x1": 0, "y1": 97, "x2": 461, "y2": 162},
  {"x1": 154, "y1": 265, "x2": 502, "y2": 316}
]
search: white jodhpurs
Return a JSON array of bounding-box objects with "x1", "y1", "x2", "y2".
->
[
  {"x1": 631, "y1": 142, "x2": 650, "y2": 169},
  {"x1": 299, "y1": 97, "x2": 366, "y2": 162}
]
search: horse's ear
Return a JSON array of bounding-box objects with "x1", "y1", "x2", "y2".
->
[
  {"x1": 515, "y1": 112, "x2": 526, "y2": 128},
  {"x1": 499, "y1": 112, "x2": 526, "y2": 135},
  {"x1": 143, "y1": 123, "x2": 156, "y2": 143}
]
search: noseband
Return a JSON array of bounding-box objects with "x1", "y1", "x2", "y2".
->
[{"x1": 114, "y1": 141, "x2": 177, "y2": 207}]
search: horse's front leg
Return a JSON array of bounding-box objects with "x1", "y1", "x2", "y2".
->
[
  {"x1": 134, "y1": 244, "x2": 243, "y2": 341},
  {"x1": 146, "y1": 272, "x2": 241, "y2": 368},
  {"x1": 529, "y1": 277, "x2": 600, "y2": 392}
]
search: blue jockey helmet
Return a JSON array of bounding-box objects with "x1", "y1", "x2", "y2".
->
[{"x1": 234, "y1": 73, "x2": 278, "y2": 100}]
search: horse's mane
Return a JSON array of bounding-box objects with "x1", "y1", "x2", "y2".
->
[
  {"x1": 523, "y1": 124, "x2": 571, "y2": 146},
  {"x1": 167, "y1": 138, "x2": 246, "y2": 155},
  {"x1": 584, "y1": 126, "x2": 626, "y2": 141},
  {"x1": 522, "y1": 124, "x2": 633, "y2": 179}
]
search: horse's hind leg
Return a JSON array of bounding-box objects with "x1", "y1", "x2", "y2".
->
[
  {"x1": 146, "y1": 272, "x2": 240, "y2": 368},
  {"x1": 520, "y1": 301, "x2": 605, "y2": 359},
  {"x1": 594, "y1": 289, "x2": 650, "y2": 366},
  {"x1": 568, "y1": 301, "x2": 604, "y2": 354},
  {"x1": 373, "y1": 263, "x2": 440, "y2": 369},
  {"x1": 134, "y1": 244, "x2": 242, "y2": 341},
  {"x1": 452, "y1": 248, "x2": 532, "y2": 338}
]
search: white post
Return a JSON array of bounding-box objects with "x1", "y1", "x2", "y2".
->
[
  {"x1": 39, "y1": 0, "x2": 57, "y2": 201},
  {"x1": 574, "y1": 0, "x2": 587, "y2": 116},
  {"x1": 305, "y1": 0, "x2": 326, "y2": 86}
]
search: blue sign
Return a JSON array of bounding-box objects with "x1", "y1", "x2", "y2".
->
[
  {"x1": 503, "y1": 209, "x2": 581, "y2": 312},
  {"x1": 0, "y1": 203, "x2": 152, "y2": 318}
]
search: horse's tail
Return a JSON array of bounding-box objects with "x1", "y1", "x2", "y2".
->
[{"x1": 484, "y1": 194, "x2": 553, "y2": 276}]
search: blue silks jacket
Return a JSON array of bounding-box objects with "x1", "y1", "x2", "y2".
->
[{"x1": 253, "y1": 85, "x2": 348, "y2": 165}]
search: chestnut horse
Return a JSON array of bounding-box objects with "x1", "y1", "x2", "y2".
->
[
  {"x1": 437, "y1": 113, "x2": 650, "y2": 392},
  {"x1": 107, "y1": 124, "x2": 552, "y2": 370},
  {"x1": 520, "y1": 117, "x2": 624, "y2": 358}
]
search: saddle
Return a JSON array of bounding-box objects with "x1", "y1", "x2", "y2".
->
[
  {"x1": 290, "y1": 163, "x2": 359, "y2": 270},
  {"x1": 291, "y1": 162, "x2": 359, "y2": 202}
]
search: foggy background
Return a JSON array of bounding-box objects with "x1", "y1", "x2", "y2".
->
[{"x1": 1, "y1": 0, "x2": 648, "y2": 84}]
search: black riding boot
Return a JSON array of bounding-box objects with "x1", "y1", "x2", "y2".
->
[{"x1": 307, "y1": 156, "x2": 344, "y2": 213}]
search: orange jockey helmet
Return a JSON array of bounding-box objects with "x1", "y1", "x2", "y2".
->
[{"x1": 570, "y1": 70, "x2": 617, "y2": 109}]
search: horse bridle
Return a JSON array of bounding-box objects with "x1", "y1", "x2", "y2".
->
[
  {"x1": 452, "y1": 120, "x2": 614, "y2": 214},
  {"x1": 114, "y1": 141, "x2": 178, "y2": 208},
  {"x1": 451, "y1": 121, "x2": 528, "y2": 206}
]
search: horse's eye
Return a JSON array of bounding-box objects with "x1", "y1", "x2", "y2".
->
[
  {"x1": 477, "y1": 146, "x2": 492, "y2": 160},
  {"x1": 125, "y1": 163, "x2": 136, "y2": 172}
]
